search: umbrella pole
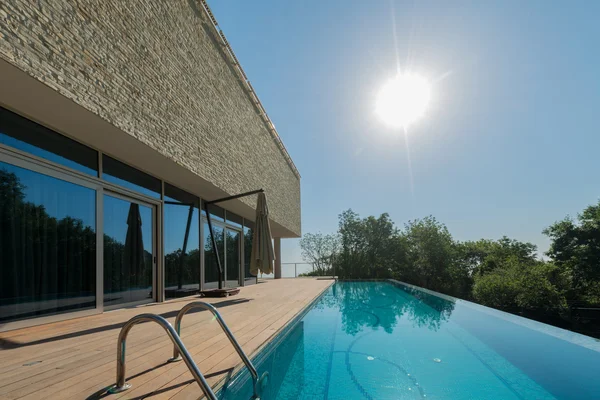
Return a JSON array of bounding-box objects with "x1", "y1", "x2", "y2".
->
[
  {"x1": 205, "y1": 189, "x2": 264, "y2": 205},
  {"x1": 205, "y1": 189, "x2": 264, "y2": 290}
]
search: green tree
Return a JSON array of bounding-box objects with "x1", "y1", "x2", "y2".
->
[
  {"x1": 473, "y1": 257, "x2": 567, "y2": 314},
  {"x1": 337, "y1": 209, "x2": 366, "y2": 278},
  {"x1": 300, "y1": 232, "x2": 340, "y2": 275},
  {"x1": 544, "y1": 200, "x2": 600, "y2": 305},
  {"x1": 360, "y1": 213, "x2": 398, "y2": 278},
  {"x1": 336, "y1": 210, "x2": 398, "y2": 279},
  {"x1": 400, "y1": 216, "x2": 468, "y2": 297},
  {"x1": 456, "y1": 237, "x2": 537, "y2": 277},
  {"x1": 300, "y1": 204, "x2": 600, "y2": 337}
]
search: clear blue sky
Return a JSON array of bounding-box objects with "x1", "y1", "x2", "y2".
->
[{"x1": 209, "y1": 0, "x2": 600, "y2": 264}]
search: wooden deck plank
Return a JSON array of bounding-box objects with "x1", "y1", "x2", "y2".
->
[
  {"x1": 166, "y1": 293, "x2": 322, "y2": 400},
  {"x1": 2, "y1": 288, "x2": 288, "y2": 397},
  {"x1": 0, "y1": 279, "x2": 332, "y2": 400},
  {"x1": 112, "y1": 285, "x2": 323, "y2": 400}
]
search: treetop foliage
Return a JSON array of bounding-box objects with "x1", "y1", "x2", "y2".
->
[{"x1": 300, "y1": 202, "x2": 600, "y2": 337}]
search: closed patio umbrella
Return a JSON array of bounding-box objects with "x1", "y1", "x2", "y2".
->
[
  {"x1": 250, "y1": 192, "x2": 275, "y2": 276},
  {"x1": 124, "y1": 203, "x2": 145, "y2": 287}
]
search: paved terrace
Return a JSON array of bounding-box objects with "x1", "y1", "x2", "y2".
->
[{"x1": 0, "y1": 279, "x2": 333, "y2": 400}]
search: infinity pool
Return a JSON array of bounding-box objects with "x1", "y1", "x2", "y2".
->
[{"x1": 219, "y1": 280, "x2": 600, "y2": 399}]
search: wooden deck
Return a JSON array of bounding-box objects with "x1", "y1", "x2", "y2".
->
[{"x1": 0, "y1": 279, "x2": 333, "y2": 400}]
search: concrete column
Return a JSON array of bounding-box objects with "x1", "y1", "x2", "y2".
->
[{"x1": 274, "y1": 237, "x2": 282, "y2": 279}]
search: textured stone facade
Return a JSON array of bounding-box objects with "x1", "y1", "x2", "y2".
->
[{"x1": 0, "y1": 0, "x2": 301, "y2": 235}]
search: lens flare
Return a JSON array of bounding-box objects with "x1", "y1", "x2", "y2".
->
[{"x1": 376, "y1": 73, "x2": 431, "y2": 128}]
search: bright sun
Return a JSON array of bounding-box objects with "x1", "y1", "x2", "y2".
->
[{"x1": 376, "y1": 73, "x2": 431, "y2": 129}]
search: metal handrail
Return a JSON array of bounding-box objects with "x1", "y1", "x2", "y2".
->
[
  {"x1": 109, "y1": 313, "x2": 218, "y2": 400},
  {"x1": 172, "y1": 302, "x2": 266, "y2": 398}
]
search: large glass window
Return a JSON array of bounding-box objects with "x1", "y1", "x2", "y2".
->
[
  {"x1": 102, "y1": 155, "x2": 161, "y2": 198},
  {"x1": 103, "y1": 194, "x2": 154, "y2": 307},
  {"x1": 164, "y1": 184, "x2": 200, "y2": 298},
  {"x1": 204, "y1": 203, "x2": 225, "y2": 222},
  {"x1": 0, "y1": 107, "x2": 98, "y2": 176},
  {"x1": 204, "y1": 222, "x2": 224, "y2": 289},
  {"x1": 226, "y1": 228, "x2": 241, "y2": 287},
  {"x1": 243, "y1": 220, "x2": 258, "y2": 286},
  {"x1": 0, "y1": 161, "x2": 96, "y2": 322},
  {"x1": 226, "y1": 211, "x2": 243, "y2": 228}
]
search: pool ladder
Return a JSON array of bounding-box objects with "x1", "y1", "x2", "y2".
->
[{"x1": 109, "y1": 301, "x2": 268, "y2": 399}]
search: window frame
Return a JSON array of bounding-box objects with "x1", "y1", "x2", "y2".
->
[
  {"x1": 0, "y1": 111, "x2": 257, "y2": 329},
  {"x1": 0, "y1": 141, "x2": 163, "y2": 331},
  {"x1": 0, "y1": 106, "x2": 99, "y2": 176},
  {"x1": 163, "y1": 182, "x2": 201, "y2": 299},
  {"x1": 102, "y1": 154, "x2": 162, "y2": 199}
]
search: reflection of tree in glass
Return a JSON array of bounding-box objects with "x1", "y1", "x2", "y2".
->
[
  {"x1": 225, "y1": 229, "x2": 240, "y2": 282},
  {"x1": 164, "y1": 248, "x2": 200, "y2": 290},
  {"x1": 204, "y1": 226, "x2": 225, "y2": 283},
  {"x1": 103, "y1": 233, "x2": 152, "y2": 293},
  {"x1": 104, "y1": 235, "x2": 152, "y2": 293},
  {"x1": 243, "y1": 227, "x2": 256, "y2": 279},
  {"x1": 0, "y1": 168, "x2": 96, "y2": 319}
]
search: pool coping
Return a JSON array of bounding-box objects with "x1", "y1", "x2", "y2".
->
[
  {"x1": 388, "y1": 279, "x2": 600, "y2": 353},
  {"x1": 210, "y1": 279, "x2": 335, "y2": 396}
]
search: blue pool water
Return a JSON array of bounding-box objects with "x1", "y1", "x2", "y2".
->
[{"x1": 219, "y1": 281, "x2": 600, "y2": 399}]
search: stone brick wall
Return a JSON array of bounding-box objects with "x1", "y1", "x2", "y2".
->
[{"x1": 0, "y1": 0, "x2": 301, "y2": 235}]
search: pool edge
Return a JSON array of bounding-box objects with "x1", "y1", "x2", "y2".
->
[
  {"x1": 211, "y1": 279, "x2": 336, "y2": 396},
  {"x1": 388, "y1": 278, "x2": 600, "y2": 352}
]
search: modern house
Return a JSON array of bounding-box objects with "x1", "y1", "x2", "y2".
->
[{"x1": 0, "y1": 0, "x2": 301, "y2": 331}]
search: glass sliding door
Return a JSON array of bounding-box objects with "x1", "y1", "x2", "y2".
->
[
  {"x1": 164, "y1": 184, "x2": 200, "y2": 299},
  {"x1": 103, "y1": 194, "x2": 154, "y2": 308},
  {"x1": 203, "y1": 221, "x2": 225, "y2": 289},
  {"x1": 0, "y1": 161, "x2": 97, "y2": 322},
  {"x1": 226, "y1": 228, "x2": 241, "y2": 288}
]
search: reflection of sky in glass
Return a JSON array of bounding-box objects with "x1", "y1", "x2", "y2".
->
[
  {"x1": 0, "y1": 161, "x2": 96, "y2": 228},
  {"x1": 164, "y1": 202, "x2": 199, "y2": 253},
  {"x1": 0, "y1": 133, "x2": 97, "y2": 176},
  {"x1": 103, "y1": 195, "x2": 153, "y2": 252},
  {"x1": 204, "y1": 223, "x2": 224, "y2": 250}
]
